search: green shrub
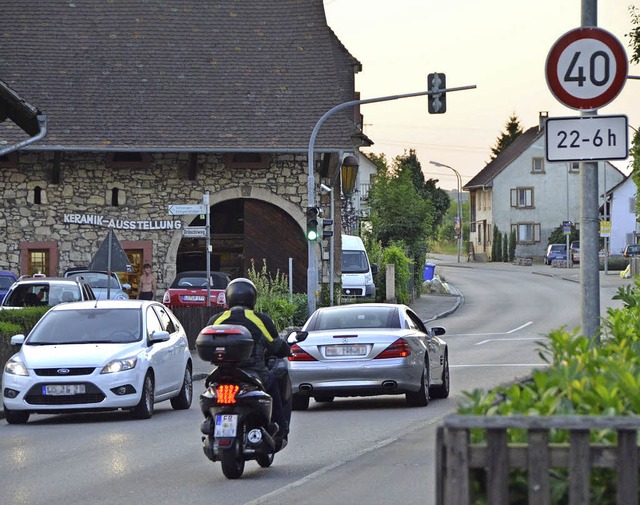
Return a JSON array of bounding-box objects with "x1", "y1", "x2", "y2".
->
[
  {"x1": 0, "y1": 306, "x2": 50, "y2": 371},
  {"x1": 247, "y1": 259, "x2": 306, "y2": 330},
  {"x1": 378, "y1": 243, "x2": 412, "y2": 304}
]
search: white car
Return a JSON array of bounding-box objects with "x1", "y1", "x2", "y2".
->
[
  {"x1": 64, "y1": 269, "x2": 131, "y2": 300},
  {"x1": 2, "y1": 300, "x2": 193, "y2": 424}
]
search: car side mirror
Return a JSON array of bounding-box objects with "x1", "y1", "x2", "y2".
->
[
  {"x1": 122, "y1": 283, "x2": 131, "y2": 290},
  {"x1": 429, "y1": 326, "x2": 446, "y2": 337},
  {"x1": 10, "y1": 334, "x2": 26, "y2": 346},
  {"x1": 149, "y1": 330, "x2": 170, "y2": 343},
  {"x1": 371, "y1": 264, "x2": 378, "y2": 276},
  {"x1": 287, "y1": 330, "x2": 308, "y2": 345}
]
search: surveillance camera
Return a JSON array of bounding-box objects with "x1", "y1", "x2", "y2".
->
[{"x1": 320, "y1": 183, "x2": 332, "y2": 193}]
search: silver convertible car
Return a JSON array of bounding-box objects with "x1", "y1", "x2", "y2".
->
[{"x1": 287, "y1": 303, "x2": 449, "y2": 410}]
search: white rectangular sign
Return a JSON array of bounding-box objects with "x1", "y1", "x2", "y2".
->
[
  {"x1": 545, "y1": 115, "x2": 628, "y2": 162},
  {"x1": 168, "y1": 204, "x2": 207, "y2": 215},
  {"x1": 182, "y1": 226, "x2": 207, "y2": 238}
]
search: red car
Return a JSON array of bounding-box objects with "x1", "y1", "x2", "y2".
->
[{"x1": 162, "y1": 271, "x2": 230, "y2": 309}]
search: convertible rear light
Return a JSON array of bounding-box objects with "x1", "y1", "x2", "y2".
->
[
  {"x1": 375, "y1": 338, "x2": 411, "y2": 359},
  {"x1": 216, "y1": 384, "x2": 240, "y2": 404},
  {"x1": 288, "y1": 344, "x2": 317, "y2": 362}
]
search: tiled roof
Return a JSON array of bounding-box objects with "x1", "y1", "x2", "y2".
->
[
  {"x1": 463, "y1": 126, "x2": 543, "y2": 189},
  {"x1": 0, "y1": 0, "x2": 362, "y2": 151}
]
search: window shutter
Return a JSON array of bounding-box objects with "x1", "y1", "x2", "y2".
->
[
  {"x1": 534, "y1": 224, "x2": 541, "y2": 242},
  {"x1": 511, "y1": 189, "x2": 516, "y2": 207}
]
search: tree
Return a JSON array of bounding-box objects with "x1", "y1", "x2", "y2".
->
[
  {"x1": 502, "y1": 232, "x2": 508, "y2": 263},
  {"x1": 492, "y1": 224, "x2": 499, "y2": 261},
  {"x1": 509, "y1": 229, "x2": 516, "y2": 261},
  {"x1": 395, "y1": 150, "x2": 450, "y2": 228},
  {"x1": 626, "y1": 8, "x2": 640, "y2": 214},
  {"x1": 490, "y1": 113, "x2": 523, "y2": 160}
]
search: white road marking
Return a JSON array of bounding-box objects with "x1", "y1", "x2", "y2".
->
[
  {"x1": 507, "y1": 321, "x2": 533, "y2": 333},
  {"x1": 451, "y1": 363, "x2": 549, "y2": 368},
  {"x1": 450, "y1": 321, "x2": 534, "y2": 338},
  {"x1": 475, "y1": 337, "x2": 541, "y2": 346}
]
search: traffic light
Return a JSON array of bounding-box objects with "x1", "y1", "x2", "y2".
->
[
  {"x1": 306, "y1": 207, "x2": 319, "y2": 241},
  {"x1": 427, "y1": 72, "x2": 446, "y2": 114},
  {"x1": 322, "y1": 218, "x2": 334, "y2": 239}
]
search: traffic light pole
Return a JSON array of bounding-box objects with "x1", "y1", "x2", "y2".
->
[{"x1": 306, "y1": 83, "x2": 476, "y2": 316}]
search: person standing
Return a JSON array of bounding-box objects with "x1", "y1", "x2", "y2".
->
[{"x1": 137, "y1": 263, "x2": 157, "y2": 300}]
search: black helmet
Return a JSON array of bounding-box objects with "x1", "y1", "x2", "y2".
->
[{"x1": 225, "y1": 278, "x2": 257, "y2": 309}]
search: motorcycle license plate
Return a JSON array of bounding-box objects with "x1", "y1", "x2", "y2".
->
[{"x1": 214, "y1": 414, "x2": 238, "y2": 437}]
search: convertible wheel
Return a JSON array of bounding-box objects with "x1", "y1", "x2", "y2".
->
[
  {"x1": 292, "y1": 394, "x2": 310, "y2": 411},
  {"x1": 132, "y1": 372, "x2": 154, "y2": 419},
  {"x1": 406, "y1": 362, "x2": 430, "y2": 407},
  {"x1": 170, "y1": 365, "x2": 193, "y2": 410},
  {"x1": 4, "y1": 407, "x2": 30, "y2": 424},
  {"x1": 429, "y1": 353, "x2": 450, "y2": 399}
]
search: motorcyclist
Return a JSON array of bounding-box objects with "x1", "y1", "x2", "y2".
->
[{"x1": 207, "y1": 278, "x2": 292, "y2": 449}]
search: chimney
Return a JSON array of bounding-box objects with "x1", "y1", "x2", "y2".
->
[{"x1": 539, "y1": 111, "x2": 549, "y2": 131}]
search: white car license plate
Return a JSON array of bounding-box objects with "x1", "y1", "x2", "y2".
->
[
  {"x1": 325, "y1": 344, "x2": 367, "y2": 357},
  {"x1": 214, "y1": 414, "x2": 238, "y2": 437},
  {"x1": 182, "y1": 295, "x2": 205, "y2": 302},
  {"x1": 43, "y1": 384, "x2": 86, "y2": 395}
]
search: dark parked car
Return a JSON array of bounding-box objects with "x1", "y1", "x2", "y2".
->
[
  {"x1": 544, "y1": 244, "x2": 567, "y2": 265},
  {"x1": 570, "y1": 240, "x2": 580, "y2": 265},
  {"x1": 0, "y1": 270, "x2": 18, "y2": 304},
  {"x1": 162, "y1": 271, "x2": 231, "y2": 309},
  {"x1": 623, "y1": 244, "x2": 640, "y2": 258}
]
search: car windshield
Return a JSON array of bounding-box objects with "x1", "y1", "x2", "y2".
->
[
  {"x1": 342, "y1": 251, "x2": 369, "y2": 273},
  {"x1": 73, "y1": 272, "x2": 120, "y2": 289},
  {"x1": 27, "y1": 308, "x2": 142, "y2": 345},
  {"x1": 550, "y1": 245, "x2": 565, "y2": 252},
  {"x1": 3, "y1": 283, "x2": 81, "y2": 307},
  {"x1": 172, "y1": 273, "x2": 229, "y2": 289},
  {"x1": 312, "y1": 306, "x2": 399, "y2": 331}
]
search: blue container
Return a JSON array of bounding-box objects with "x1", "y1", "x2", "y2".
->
[{"x1": 423, "y1": 263, "x2": 436, "y2": 281}]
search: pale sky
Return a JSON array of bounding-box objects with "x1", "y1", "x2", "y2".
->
[{"x1": 324, "y1": 0, "x2": 640, "y2": 190}]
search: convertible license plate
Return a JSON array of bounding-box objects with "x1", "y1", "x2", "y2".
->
[
  {"x1": 43, "y1": 384, "x2": 86, "y2": 396},
  {"x1": 181, "y1": 295, "x2": 205, "y2": 302},
  {"x1": 325, "y1": 344, "x2": 367, "y2": 357},
  {"x1": 214, "y1": 414, "x2": 238, "y2": 437}
]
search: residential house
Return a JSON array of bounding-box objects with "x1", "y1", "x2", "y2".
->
[
  {"x1": 463, "y1": 112, "x2": 626, "y2": 261},
  {"x1": 0, "y1": 0, "x2": 369, "y2": 296},
  {"x1": 606, "y1": 175, "x2": 637, "y2": 255}
]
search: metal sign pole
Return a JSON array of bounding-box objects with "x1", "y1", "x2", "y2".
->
[{"x1": 204, "y1": 191, "x2": 211, "y2": 308}]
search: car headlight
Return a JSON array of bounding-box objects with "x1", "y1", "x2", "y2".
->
[
  {"x1": 5, "y1": 357, "x2": 29, "y2": 376},
  {"x1": 101, "y1": 357, "x2": 137, "y2": 374}
]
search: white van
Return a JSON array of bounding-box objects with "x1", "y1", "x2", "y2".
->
[{"x1": 341, "y1": 235, "x2": 377, "y2": 299}]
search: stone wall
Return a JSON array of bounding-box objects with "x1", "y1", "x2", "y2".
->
[{"x1": 0, "y1": 151, "x2": 312, "y2": 292}]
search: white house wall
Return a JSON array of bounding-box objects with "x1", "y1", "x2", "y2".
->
[
  {"x1": 609, "y1": 176, "x2": 637, "y2": 254},
  {"x1": 491, "y1": 136, "x2": 625, "y2": 259}
]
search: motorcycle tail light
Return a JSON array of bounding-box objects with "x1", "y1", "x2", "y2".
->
[
  {"x1": 288, "y1": 343, "x2": 317, "y2": 362},
  {"x1": 216, "y1": 384, "x2": 240, "y2": 404}
]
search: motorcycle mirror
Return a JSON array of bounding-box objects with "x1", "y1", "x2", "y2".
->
[{"x1": 287, "y1": 330, "x2": 308, "y2": 344}]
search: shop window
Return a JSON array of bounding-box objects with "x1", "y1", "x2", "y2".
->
[
  {"x1": 223, "y1": 153, "x2": 270, "y2": 169},
  {"x1": 20, "y1": 242, "x2": 58, "y2": 276}
]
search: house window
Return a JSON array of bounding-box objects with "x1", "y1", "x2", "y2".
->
[
  {"x1": 532, "y1": 158, "x2": 545, "y2": 173},
  {"x1": 630, "y1": 197, "x2": 636, "y2": 214},
  {"x1": 34, "y1": 186, "x2": 43, "y2": 205},
  {"x1": 510, "y1": 188, "x2": 534, "y2": 208},
  {"x1": 223, "y1": 153, "x2": 270, "y2": 169},
  {"x1": 111, "y1": 188, "x2": 120, "y2": 207},
  {"x1": 29, "y1": 250, "x2": 49, "y2": 275},
  {"x1": 511, "y1": 223, "x2": 541, "y2": 244},
  {"x1": 569, "y1": 161, "x2": 580, "y2": 172},
  {"x1": 20, "y1": 241, "x2": 58, "y2": 277}
]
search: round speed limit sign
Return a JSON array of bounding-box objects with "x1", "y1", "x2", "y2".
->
[{"x1": 545, "y1": 27, "x2": 628, "y2": 110}]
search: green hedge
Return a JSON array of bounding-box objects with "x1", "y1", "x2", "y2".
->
[{"x1": 0, "y1": 307, "x2": 50, "y2": 370}]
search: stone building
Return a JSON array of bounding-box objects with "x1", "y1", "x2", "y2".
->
[{"x1": 0, "y1": 0, "x2": 368, "y2": 298}]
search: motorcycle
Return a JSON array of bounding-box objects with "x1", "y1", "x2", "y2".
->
[{"x1": 196, "y1": 324, "x2": 304, "y2": 479}]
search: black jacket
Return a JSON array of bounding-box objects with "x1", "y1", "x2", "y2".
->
[{"x1": 208, "y1": 306, "x2": 290, "y2": 382}]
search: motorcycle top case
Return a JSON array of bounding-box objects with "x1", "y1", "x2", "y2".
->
[{"x1": 196, "y1": 324, "x2": 254, "y2": 363}]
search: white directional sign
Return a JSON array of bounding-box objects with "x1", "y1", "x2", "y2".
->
[
  {"x1": 545, "y1": 27, "x2": 628, "y2": 110},
  {"x1": 182, "y1": 226, "x2": 207, "y2": 238},
  {"x1": 545, "y1": 115, "x2": 628, "y2": 162},
  {"x1": 168, "y1": 204, "x2": 207, "y2": 215}
]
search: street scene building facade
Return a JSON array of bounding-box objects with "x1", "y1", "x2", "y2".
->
[{"x1": 0, "y1": 0, "x2": 369, "y2": 297}]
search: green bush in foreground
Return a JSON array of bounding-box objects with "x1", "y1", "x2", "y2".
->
[{"x1": 457, "y1": 277, "x2": 640, "y2": 504}]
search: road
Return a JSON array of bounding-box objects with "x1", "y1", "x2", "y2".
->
[{"x1": 0, "y1": 261, "x2": 628, "y2": 505}]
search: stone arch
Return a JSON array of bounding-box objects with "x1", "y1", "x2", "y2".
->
[{"x1": 163, "y1": 189, "x2": 308, "y2": 291}]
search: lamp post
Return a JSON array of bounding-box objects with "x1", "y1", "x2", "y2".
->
[{"x1": 430, "y1": 160, "x2": 462, "y2": 263}]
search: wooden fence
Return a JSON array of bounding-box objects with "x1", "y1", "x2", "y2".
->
[
  {"x1": 171, "y1": 306, "x2": 224, "y2": 349},
  {"x1": 436, "y1": 414, "x2": 640, "y2": 505}
]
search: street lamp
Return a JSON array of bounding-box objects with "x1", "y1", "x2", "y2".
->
[{"x1": 430, "y1": 160, "x2": 462, "y2": 263}]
